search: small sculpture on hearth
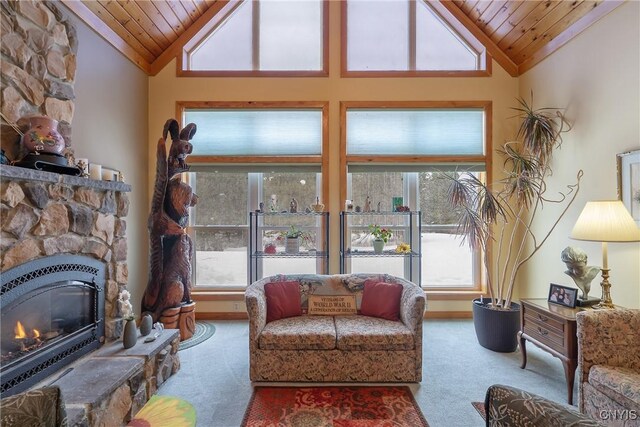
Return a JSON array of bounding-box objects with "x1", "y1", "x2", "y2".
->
[
  {"x1": 142, "y1": 119, "x2": 198, "y2": 341},
  {"x1": 290, "y1": 198, "x2": 298, "y2": 213},
  {"x1": 118, "y1": 290, "x2": 134, "y2": 320}
]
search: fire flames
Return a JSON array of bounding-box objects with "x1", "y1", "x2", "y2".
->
[
  {"x1": 14, "y1": 321, "x2": 41, "y2": 340},
  {"x1": 2, "y1": 321, "x2": 58, "y2": 365}
]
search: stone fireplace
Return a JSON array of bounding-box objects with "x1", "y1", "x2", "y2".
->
[
  {"x1": 1, "y1": 166, "x2": 128, "y2": 398},
  {"x1": 0, "y1": 166, "x2": 181, "y2": 425}
]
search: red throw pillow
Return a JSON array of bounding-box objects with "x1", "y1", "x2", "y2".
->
[
  {"x1": 265, "y1": 281, "x2": 302, "y2": 323},
  {"x1": 360, "y1": 281, "x2": 403, "y2": 321}
]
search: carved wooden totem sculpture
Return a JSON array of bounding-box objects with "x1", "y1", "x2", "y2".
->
[{"x1": 142, "y1": 119, "x2": 198, "y2": 341}]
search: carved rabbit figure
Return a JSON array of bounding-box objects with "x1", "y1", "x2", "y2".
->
[{"x1": 142, "y1": 119, "x2": 198, "y2": 324}]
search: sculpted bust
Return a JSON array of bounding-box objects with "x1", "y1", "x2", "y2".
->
[{"x1": 560, "y1": 246, "x2": 601, "y2": 300}]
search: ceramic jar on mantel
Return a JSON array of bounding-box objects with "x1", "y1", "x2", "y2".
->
[{"x1": 21, "y1": 116, "x2": 65, "y2": 155}]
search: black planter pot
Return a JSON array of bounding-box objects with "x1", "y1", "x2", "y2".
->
[{"x1": 472, "y1": 297, "x2": 521, "y2": 353}]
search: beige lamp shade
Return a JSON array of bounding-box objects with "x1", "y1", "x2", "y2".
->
[{"x1": 571, "y1": 200, "x2": 640, "y2": 242}]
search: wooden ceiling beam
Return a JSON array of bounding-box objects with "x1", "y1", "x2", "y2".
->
[
  {"x1": 438, "y1": 0, "x2": 519, "y2": 77},
  {"x1": 61, "y1": 0, "x2": 151, "y2": 74}
]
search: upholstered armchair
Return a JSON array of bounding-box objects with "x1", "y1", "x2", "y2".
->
[
  {"x1": 485, "y1": 384, "x2": 603, "y2": 426},
  {"x1": 576, "y1": 309, "x2": 640, "y2": 425},
  {"x1": 0, "y1": 386, "x2": 68, "y2": 427}
]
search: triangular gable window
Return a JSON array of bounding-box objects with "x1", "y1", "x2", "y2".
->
[
  {"x1": 345, "y1": 0, "x2": 488, "y2": 74},
  {"x1": 183, "y1": 0, "x2": 326, "y2": 75}
]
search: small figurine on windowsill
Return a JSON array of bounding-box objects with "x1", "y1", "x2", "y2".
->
[
  {"x1": 290, "y1": 198, "x2": 298, "y2": 213},
  {"x1": 363, "y1": 196, "x2": 372, "y2": 212},
  {"x1": 269, "y1": 194, "x2": 278, "y2": 212}
]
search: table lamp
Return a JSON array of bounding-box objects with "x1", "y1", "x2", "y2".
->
[{"x1": 570, "y1": 200, "x2": 640, "y2": 309}]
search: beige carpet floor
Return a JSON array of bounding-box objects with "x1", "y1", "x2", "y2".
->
[{"x1": 158, "y1": 319, "x2": 574, "y2": 427}]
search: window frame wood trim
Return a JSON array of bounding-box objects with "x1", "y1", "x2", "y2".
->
[
  {"x1": 177, "y1": 0, "x2": 329, "y2": 77},
  {"x1": 339, "y1": 100, "x2": 492, "y2": 293},
  {"x1": 340, "y1": 0, "x2": 492, "y2": 78}
]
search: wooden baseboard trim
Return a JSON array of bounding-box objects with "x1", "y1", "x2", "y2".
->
[
  {"x1": 425, "y1": 311, "x2": 472, "y2": 319},
  {"x1": 196, "y1": 312, "x2": 248, "y2": 320}
]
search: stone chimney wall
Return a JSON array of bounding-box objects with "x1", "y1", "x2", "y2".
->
[
  {"x1": 1, "y1": 0, "x2": 77, "y2": 160},
  {"x1": 1, "y1": 166, "x2": 131, "y2": 339}
]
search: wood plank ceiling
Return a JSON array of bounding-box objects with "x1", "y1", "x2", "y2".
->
[{"x1": 61, "y1": 0, "x2": 625, "y2": 76}]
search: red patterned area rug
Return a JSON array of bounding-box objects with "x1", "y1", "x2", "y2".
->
[
  {"x1": 241, "y1": 386, "x2": 430, "y2": 426},
  {"x1": 472, "y1": 401, "x2": 486, "y2": 421}
]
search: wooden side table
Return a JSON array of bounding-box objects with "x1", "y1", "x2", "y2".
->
[{"x1": 518, "y1": 298, "x2": 580, "y2": 405}]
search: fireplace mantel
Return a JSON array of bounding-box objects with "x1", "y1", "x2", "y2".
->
[{"x1": 1, "y1": 164, "x2": 131, "y2": 192}]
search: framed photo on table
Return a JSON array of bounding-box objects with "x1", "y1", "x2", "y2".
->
[
  {"x1": 617, "y1": 149, "x2": 640, "y2": 226},
  {"x1": 548, "y1": 283, "x2": 578, "y2": 308}
]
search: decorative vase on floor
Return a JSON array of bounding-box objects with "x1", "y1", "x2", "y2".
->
[
  {"x1": 123, "y1": 319, "x2": 138, "y2": 349},
  {"x1": 285, "y1": 237, "x2": 300, "y2": 254},
  {"x1": 373, "y1": 238, "x2": 385, "y2": 254}
]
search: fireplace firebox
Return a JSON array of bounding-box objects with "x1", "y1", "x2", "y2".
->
[{"x1": 1, "y1": 255, "x2": 105, "y2": 397}]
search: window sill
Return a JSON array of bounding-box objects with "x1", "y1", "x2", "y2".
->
[
  {"x1": 424, "y1": 290, "x2": 486, "y2": 301},
  {"x1": 193, "y1": 291, "x2": 245, "y2": 301}
]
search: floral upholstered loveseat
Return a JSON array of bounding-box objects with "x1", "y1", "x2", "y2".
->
[
  {"x1": 245, "y1": 274, "x2": 426, "y2": 382},
  {"x1": 577, "y1": 309, "x2": 640, "y2": 426}
]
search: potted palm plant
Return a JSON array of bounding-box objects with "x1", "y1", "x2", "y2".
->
[{"x1": 447, "y1": 96, "x2": 583, "y2": 352}]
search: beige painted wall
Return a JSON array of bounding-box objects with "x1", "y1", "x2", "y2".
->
[
  {"x1": 149, "y1": 1, "x2": 519, "y2": 313},
  {"x1": 519, "y1": 1, "x2": 640, "y2": 309},
  {"x1": 61, "y1": 5, "x2": 149, "y2": 314}
]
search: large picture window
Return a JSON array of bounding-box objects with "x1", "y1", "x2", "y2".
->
[
  {"x1": 341, "y1": 102, "x2": 491, "y2": 291},
  {"x1": 181, "y1": 0, "x2": 328, "y2": 76},
  {"x1": 343, "y1": 0, "x2": 488, "y2": 76},
  {"x1": 189, "y1": 170, "x2": 322, "y2": 289},
  {"x1": 181, "y1": 102, "x2": 328, "y2": 289}
]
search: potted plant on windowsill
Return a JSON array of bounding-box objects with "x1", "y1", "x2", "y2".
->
[
  {"x1": 369, "y1": 224, "x2": 392, "y2": 254},
  {"x1": 446, "y1": 95, "x2": 583, "y2": 352}
]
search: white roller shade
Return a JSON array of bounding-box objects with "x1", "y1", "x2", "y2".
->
[
  {"x1": 347, "y1": 109, "x2": 484, "y2": 156},
  {"x1": 185, "y1": 109, "x2": 323, "y2": 156}
]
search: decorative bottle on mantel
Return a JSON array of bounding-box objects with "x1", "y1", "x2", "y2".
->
[{"x1": 21, "y1": 116, "x2": 65, "y2": 155}]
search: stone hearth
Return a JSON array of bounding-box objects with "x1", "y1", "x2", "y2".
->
[{"x1": 41, "y1": 329, "x2": 180, "y2": 427}]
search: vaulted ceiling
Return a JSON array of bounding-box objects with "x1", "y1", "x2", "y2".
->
[{"x1": 61, "y1": 0, "x2": 625, "y2": 76}]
